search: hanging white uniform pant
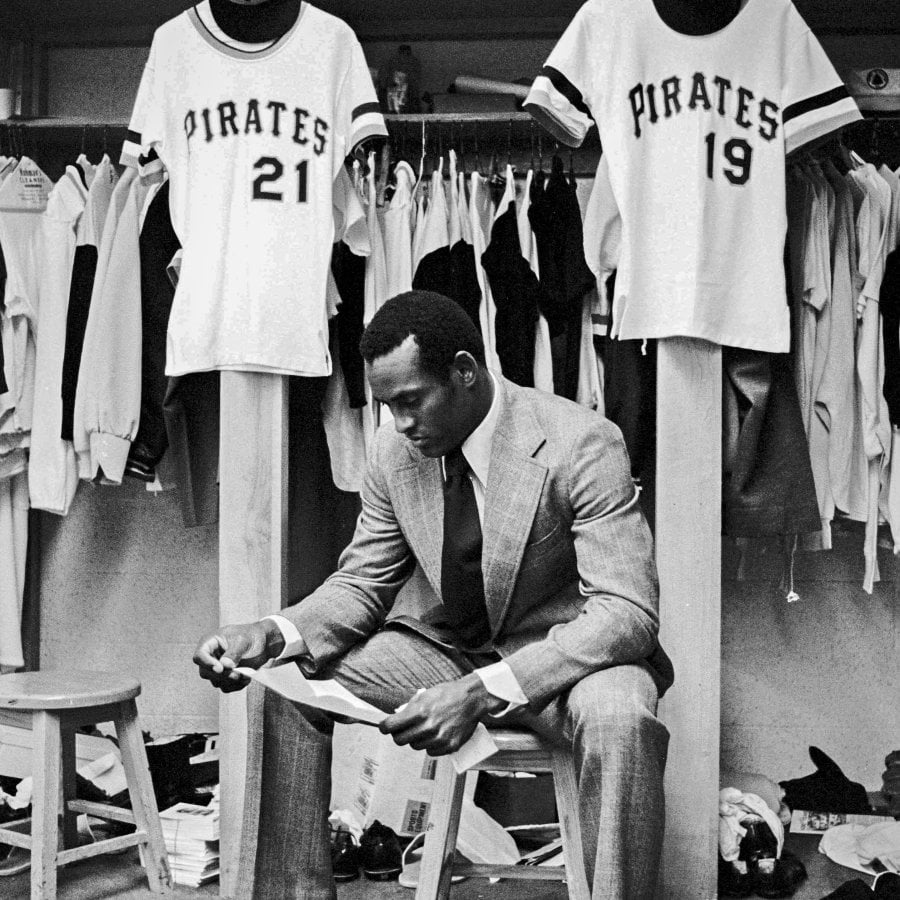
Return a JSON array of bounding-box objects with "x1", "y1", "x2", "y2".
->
[{"x1": 0, "y1": 471, "x2": 29, "y2": 669}]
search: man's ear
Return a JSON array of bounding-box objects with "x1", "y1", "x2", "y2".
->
[{"x1": 452, "y1": 351, "x2": 479, "y2": 387}]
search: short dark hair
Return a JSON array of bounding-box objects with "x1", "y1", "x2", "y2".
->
[{"x1": 360, "y1": 291, "x2": 486, "y2": 381}]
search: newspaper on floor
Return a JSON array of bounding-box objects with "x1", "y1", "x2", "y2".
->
[{"x1": 235, "y1": 662, "x2": 497, "y2": 773}]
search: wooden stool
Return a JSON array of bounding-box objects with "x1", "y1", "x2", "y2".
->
[
  {"x1": 0, "y1": 671, "x2": 172, "y2": 899},
  {"x1": 416, "y1": 727, "x2": 591, "y2": 900}
]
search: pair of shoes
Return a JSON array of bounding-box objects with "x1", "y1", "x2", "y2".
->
[
  {"x1": 331, "y1": 829, "x2": 361, "y2": 882},
  {"x1": 398, "y1": 832, "x2": 469, "y2": 889},
  {"x1": 359, "y1": 820, "x2": 403, "y2": 881}
]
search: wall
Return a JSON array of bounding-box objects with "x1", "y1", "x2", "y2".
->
[
  {"x1": 30, "y1": 26, "x2": 900, "y2": 787},
  {"x1": 38, "y1": 483, "x2": 219, "y2": 736},
  {"x1": 721, "y1": 529, "x2": 900, "y2": 790},
  {"x1": 37, "y1": 34, "x2": 900, "y2": 120}
]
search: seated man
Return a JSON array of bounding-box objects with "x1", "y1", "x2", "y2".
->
[{"x1": 194, "y1": 290, "x2": 674, "y2": 900}]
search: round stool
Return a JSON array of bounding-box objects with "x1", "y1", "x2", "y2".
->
[
  {"x1": 0, "y1": 671, "x2": 172, "y2": 899},
  {"x1": 416, "y1": 727, "x2": 591, "y2": 900}
]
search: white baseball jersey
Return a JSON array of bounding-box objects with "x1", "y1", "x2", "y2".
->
[
  {"x1": 122, "y1": 1, "x2": 386, "y2": 377},
  {"x1": 525, "y1": 0, "x2": 861, "y2": 352}
]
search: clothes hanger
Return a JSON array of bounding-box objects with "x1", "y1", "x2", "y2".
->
[
  {"x1": 376, "y1": 140, "x2": 390, "y2": 207},
  {"x1": 530, "y1": 120, "x2": 536, "y2": 174},
  {"x1": 0, "y1": 129, "x2": 53, "y2": 212},
  {"x1": 531, "y1": 130, "x2": 546, "y2": 200},
  {"x1": 473, "y1": 122, "x2": 482, "y2": 179}
]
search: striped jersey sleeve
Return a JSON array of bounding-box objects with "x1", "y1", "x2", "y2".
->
[
  {"x1": 336, "y1": 38, "x2": 387, "y2": 167},
  {"x1": 782, "y1": 27, "x2": 862, "y2": 155},
  {"x1": 524, "y1": 6, "x2": 596, "y2": 148},
  {"x1": 120, "y1": 42, "x2": 166, "y2": 181}
]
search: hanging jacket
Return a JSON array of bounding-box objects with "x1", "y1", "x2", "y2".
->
[{"x1": 480, "y1": 165, "x2": 539, "y2": 388}]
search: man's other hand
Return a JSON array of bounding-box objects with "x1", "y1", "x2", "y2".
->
[
  {"x1": 379, "y1": 674, "x2": 504, "y2": 755},
  {"x1": 192, "y1": 620, "x2": 284, "y2": 693}
]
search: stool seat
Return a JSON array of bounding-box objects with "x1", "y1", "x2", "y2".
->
[
  {"x1": 0, "y1": 671, "x2": 141, "y2": 710},
  {"x1": 484, "y1": 728, "x2": 552, "y2": 753}
]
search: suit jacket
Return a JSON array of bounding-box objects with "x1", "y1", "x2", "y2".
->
[{"x1": 284, "y1": 376, "x2": 673, "y2": 708}]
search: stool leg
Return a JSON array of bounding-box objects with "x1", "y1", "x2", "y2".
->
[
  {"x1": 60, "y1": 726, "x2": 79, "y2": 851},
  {"x1": 114, "y1": 700, "x2": 172, "y2": 894},
  {"x1": 416, "y1": 758, "x2": 466, "y2": 900},
  {"x1": 31, "y1": 710, "x2": 62, "y2": 900},
  {"x1": 550, "y1": 749, "x2": 591, "y2": 900}
]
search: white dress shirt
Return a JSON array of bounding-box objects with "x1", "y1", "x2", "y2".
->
[{"x1": 266, "y1": 371, "x2": 528, "y2": 712}]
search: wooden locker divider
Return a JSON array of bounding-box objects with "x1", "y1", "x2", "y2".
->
[
  {"x1": 656, "y1": 337, "x2": 722, "y2": 899},
  {"x1": 218, "y1": 371, "x2": 289, "y2": 898}
]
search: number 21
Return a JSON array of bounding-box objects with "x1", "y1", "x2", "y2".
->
[
  {"x1": 704, "y1": 133, "x2": 752, "y2": 186},
  {"x1": 252, "y1": 157, "x2": 309, "y2": 203}
]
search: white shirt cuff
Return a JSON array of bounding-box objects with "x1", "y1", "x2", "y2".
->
[
  {"x1": 262, "y1": 615, "x2": 308, "y2": 660},
  {"x1": 475, "y1": 661, "x2": 529, "y2": 716}
]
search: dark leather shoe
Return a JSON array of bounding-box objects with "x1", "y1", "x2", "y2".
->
[
  {"x1": 331, "y1": 830, "x2": 361, "y2": 882},
  {"x1": 821, "y1": 879, "x2": 876, "y2": 899},
  {"x1": 875, "y1": 872, "x2": 900, "y2": 900},
  {"x1": 718, "y1": 856, "x2": 754, "y2": 897},
  {"x1": 359, "y1": 820, "x2": 402, "y2": 881}
]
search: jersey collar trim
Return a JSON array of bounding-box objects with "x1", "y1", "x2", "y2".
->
[{"x1": 187, "y1": 2, "x2": 307, "y2": 60}]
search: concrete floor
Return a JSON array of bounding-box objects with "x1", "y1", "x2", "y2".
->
[{"x1": 0, "y1": 833, "x2": 877, "y2": 900}]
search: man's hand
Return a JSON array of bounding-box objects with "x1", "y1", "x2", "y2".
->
[
  {"x1": 192, "y1": 620, "x2": 285, "y2": 693},
  {"x1": 379, "y1": 673, "x2": 505, "y2": 756}
]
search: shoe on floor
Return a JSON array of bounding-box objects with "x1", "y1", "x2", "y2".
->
[
  {"x1": 359, "y1": 820, "x2": 402, "y2": 881},
  {"x1": 331, "y1": 829, "x2": 361, "y2": 882},
  {"x1": 874, "y1": 872, "x2": 900, "y2": 899},
  {"x1": 821, "y1": 879, "x2": 876, "y2": 899}
]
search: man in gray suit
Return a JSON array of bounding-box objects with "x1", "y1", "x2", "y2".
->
[{"x1": 194, "y1": 291, "x2": 674, "y2": 900}]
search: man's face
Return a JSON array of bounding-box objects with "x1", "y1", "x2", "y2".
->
[{"x1": 366, "y1": 336, "x2": 474, "y2": 458}]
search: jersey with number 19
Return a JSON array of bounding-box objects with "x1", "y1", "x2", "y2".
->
[
  {"x1": 122, "y1": 1, "x2": 386, "y2": 376},
  {"x1": 525, "y1": 0, "x2": 860, "y2": 352}
]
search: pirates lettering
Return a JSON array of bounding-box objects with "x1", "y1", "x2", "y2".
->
[
  {"x1": 628, "y1": 72, "x2": 780, "y2": 142},
  {"x1": 183, "y1": 97, "x2": 330, "y2": 156}
]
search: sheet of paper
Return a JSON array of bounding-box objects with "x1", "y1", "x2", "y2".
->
[{"x1": 236, "y1": 663, "x2": 497, "y2": 771}]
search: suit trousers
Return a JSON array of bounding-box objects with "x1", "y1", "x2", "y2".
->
[{"x1": 236, "y1": 626, "x2": 668, "y2": 900}]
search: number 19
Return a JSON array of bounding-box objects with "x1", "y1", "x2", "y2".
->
[{"x1": 704, "y1": 133, "x2": 752, "y2": 186}]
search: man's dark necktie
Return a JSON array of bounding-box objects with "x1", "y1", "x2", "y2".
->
[{"x1": 441, "y1": 448, "x2": 491, "y2": 649}]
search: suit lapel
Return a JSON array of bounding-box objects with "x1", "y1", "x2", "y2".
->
[
  {"x1": 482, "y1": 381, "x2": 547, "y2": 633},
  {"x1": 392, "y1": 446, "x2": 444, "y2": 593}
]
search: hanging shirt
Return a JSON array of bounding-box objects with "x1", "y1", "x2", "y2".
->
[
  {"x1": 815, "y1": 165, "x2": 859, "y2": 544},
  {"x1": 448, "y1": 153, "x2": 482, "y2": 329},
  {"x1": 29, "y1": 169, "x2": 87, "y2": 516},
  {"x1": 0, "y1": 157, "x2": 54, "y2": 479},
  {"x1": 481, "y1": 165, "x2": 539, "y2": 388},
  {"x1": 75, "y1": 172, "x2": 154, "y2": 484},
  {"x1": 517, "y1": 169, "x2": 555, "y2": 395},
  {"x1": 412, "y1": 161, "x2": 454, "y2": 296},
  {"x1": 525, "y1": 0, "x2": 861, "y2": 352},
  {"x1": 469, "y1": 172, "x2": 502, "y2": 373},
  {"x1": 0, "y1": 472, "x2": 28, "y2": 668},
  {"x1": 60, "y1": 154, "x2": 118, "y2": 442},
  {"x1": 382, "y1": 161, "x2": 416, "y2": 299},
  {"x1": 121, "y1": 0, "x2": 386, "y2": 377},
  {"x1": 128, "y1": 180, "x2": 182, "y2": 483}
]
